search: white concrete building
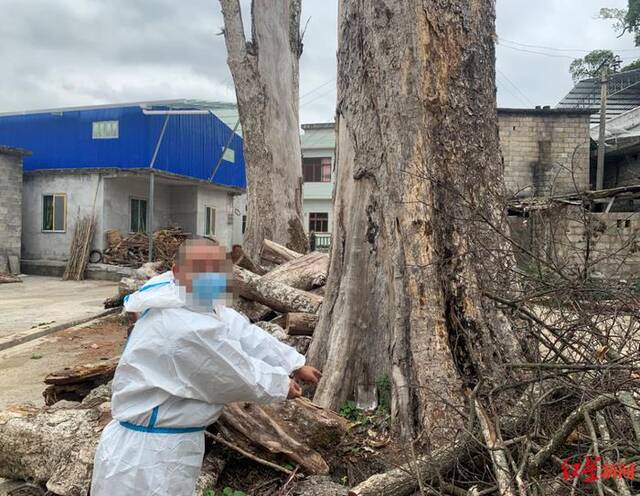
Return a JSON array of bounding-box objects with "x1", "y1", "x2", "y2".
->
[{"x1": 300, "y1": 123, "x2": 335, "y2": 250}]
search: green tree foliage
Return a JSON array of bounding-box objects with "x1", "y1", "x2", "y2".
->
[
  {"x1": 569, "y1": 49, "x2": 622, "y2": 82},
  {"x1": 601, "y1": 0, "x2": 640, "y2": 45}
]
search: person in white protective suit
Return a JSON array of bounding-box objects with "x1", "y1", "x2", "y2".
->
[{"x1": 90, "y1": 239, "x2": 322, "y2": 495}]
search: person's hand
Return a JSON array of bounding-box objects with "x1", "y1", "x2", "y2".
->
[
  {"x1": 293, "y1": 366, "x2": 322, "y2": 385},
  {"x1": 287, "y1": 379, "x2": 303, "y2": 399}
]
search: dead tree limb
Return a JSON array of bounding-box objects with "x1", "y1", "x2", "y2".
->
[
  {"x1": 285, "y1": 312, "x2": 318, "y2": 336},
  {"x1": 233, "y1": 265, "x2": 322, "y2": 313},
  {"x1": 261, "y1": 251, "x2": 328, "y2": 290},
  {"x1": 529, "y1": 394, "x2": 618, "y2": 473},
  {"x1": 474, "y1": 400, "x2": 516, "y2": 496},
  {"x1": 260, "y1": 239, "x2": 304, "y2": 265},
  {"x1": 595, "y1": 413, "x2": 632, "y2": 496}
]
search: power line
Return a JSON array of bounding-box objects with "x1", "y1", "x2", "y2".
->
[
  {"x1": 500, "y1": 37, "x2": 640, "y2": 54},
  {"x1": 497, "y1": 68, "x2": 535, "y2": 106},
  {"x1": 300, "y1": 79, "x2": 336, "y2": 100},
  {"x1": 300, "y1": 86, "x2": 336, "y2": 108},
  {"x1": 496, "y1": 70, "x2": 534, "y2": 107},
  {"x1": 497, "y1": 41, "x2": 576, "y2": 59}
]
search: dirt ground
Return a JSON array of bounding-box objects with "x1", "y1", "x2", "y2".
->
[{"x1": 0, "y1": 315, "x2": 128, "y2": 409}]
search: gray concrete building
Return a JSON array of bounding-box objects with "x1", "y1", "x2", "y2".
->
[
  {"x1": 498, "y1": 108, "x2": 592, "y2": 197},
  {"x1": 0, "y1": 146, "x2": 30, "y2": 274}
]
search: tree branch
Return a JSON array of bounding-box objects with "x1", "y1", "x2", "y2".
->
[
  {"x1": 529, "y1": 394, "x2": 619, "y2": 473},
  {"x1": 219, "y1": 0, "x2": 248, "y2": 67}
]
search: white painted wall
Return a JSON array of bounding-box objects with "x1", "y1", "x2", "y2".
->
[
  {"x1": 23, "y1": 171, "x2": 237, "y2": 261},
  {"x1": 303, "y1": 198, "x2": 333, "y2": 233},
  {"x1": 232, "y1": 194, "x2": 247, "y2": 245},
  {"x1": 22, "y1": 172, "x2": 104, "y2": 261}
]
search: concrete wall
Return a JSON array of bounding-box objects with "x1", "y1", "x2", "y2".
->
[
  {"x1": 303, "y1": 198, "x2": 333, "y2": 233},
  {"x1": 302, "y1": 146, "x2": 335, "y2": 201},
  {"x1": 509, "y1": 206, "x2": 640, "y2": 279},
  {"x1": 22, "y1": 172, "x2": 104, "y2": 261},
  {"x1": 102, "y1": 175, "x2": 172, "y2": 241},
  {"x1": 232, "y1": 194, "x2": 247, "y2": 246},
  {"x1": 23, "y1": 171, "x2": 236, "y2": 261},
  {"x1": 603, "y1": 152, "x2": 640, "y2": 189},
  {"x1": 196, "y1": 186, "x2": 234, "y2": 246},
  {"x1": 498, "y1": 111, "x2": 591, "y2": 197},
  {"x1": 0, "y1": 149, "x2": 25, "y2": 272}
]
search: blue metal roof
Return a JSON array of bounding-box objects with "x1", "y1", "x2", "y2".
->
[{"x1": 0, "y1": 100, "x2": 246, "y2": 189}]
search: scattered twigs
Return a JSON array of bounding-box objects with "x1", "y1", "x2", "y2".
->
[
  {"x1": 474, "y1": 400, "x2": 516, "y2": 496},
  {"x1": 205, "y1": 431, "x2": 294, "y2": 476},
  {"x1": 582, "y1": 413, "x2": 605, "y2": 496},
  {"x1": 595, "y1": 413, "x2": 632, "y2": 496},
  {"x1": 529, "y1": 394, "x2": 619, "y2": 474}
]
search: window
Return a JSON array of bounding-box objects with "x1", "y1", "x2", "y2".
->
[
  {"x1": 303, "y1": 157, "x2": 332, "y2": 183},
  {"x1": 221, "y1": 147, "x2": 235, "y2": 163},
  {"x1": 205, "y1": 207, "x2": 216, "y2": 236},
  {"x1": 242, "y1": 215, "x2": 247, "y2": 234},
  {"x1": 92, "y1": 120, "x2": 119, "y2": 139},
  {"x1": 130, "y1": 198, "x2": 147, "y2": 233},
  {"x1": 309, "y1": 212, "x2": 329, "y2": 233},
  {"x1": 42, "y1": 194, "x2": 66, "y2": 232}
]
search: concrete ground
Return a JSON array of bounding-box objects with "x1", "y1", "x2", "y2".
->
[
  {"x1": 0, "y1": 275, "x2": 117, "y2": 340},
  {"x1": 0, "y1": 315, "x2": 127, "y2": 410}
]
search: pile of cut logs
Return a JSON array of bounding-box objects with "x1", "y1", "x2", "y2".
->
[{"x1": 0, "y1": 239, "x2": 347, "y2": 496}]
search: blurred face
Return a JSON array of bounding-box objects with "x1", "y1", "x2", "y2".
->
[{"x1": 173, "y1": 241, "x2": 232, "y2": 293}]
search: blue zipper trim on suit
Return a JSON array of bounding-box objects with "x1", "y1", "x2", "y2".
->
[
  {"x1": 118, "y1": 405, "x2": 205, "y2": 434},
  {"x1": 139, "y1": 281, "x2": 173, "y2": 292},
  {"x1": 148, "y1": 406, "x2": 159, "y2": 428},
  {"x1": 124, "y1": 280, "x2": 173, "y2": 305},
  {"x1": 119, "y1": 421, "x2": 205, "y2": 434}
]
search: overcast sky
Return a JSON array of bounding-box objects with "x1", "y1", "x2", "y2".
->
[{"x1": 0, "y1": 0, "x2": 638, "y2": 124}]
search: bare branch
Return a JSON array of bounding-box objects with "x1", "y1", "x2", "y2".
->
[{"x1": 529, "y1": 394, "x2": 619, "y2": 473}]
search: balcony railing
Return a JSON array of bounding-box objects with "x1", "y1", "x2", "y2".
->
[{"x1": 309, "y1": 232, "x2": 332, "y2": 252}]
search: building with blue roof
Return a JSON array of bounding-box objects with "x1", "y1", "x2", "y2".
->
[{"x1": 0, "y1": 100, "x2": 247, "y2": 264}]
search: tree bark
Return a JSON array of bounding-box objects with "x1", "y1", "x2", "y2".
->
[
  {"x1": 233, "y1": 265, "x2": 323, "y2": 314},
  {"x1": 0, "y1": 402, "x2": 110, "y2": 496},
  {"x1": 219, "y1": 0, "x2": 307, "y2": 261},
  {"x1": 285, "y1": 312, "x2": 318, "y2": 336},
  {"x1": 260, "y1": 239, "x2": 305, "y2": 266},
  {"x1": 307, "y1": 0, "x2": 526, "y2": 443},
  {"x1": 262, "y1": 251, "x2": 329, "y2": 290},
  {"x1": 216, "y1": 398, "x2": 348, "y2": 475}
]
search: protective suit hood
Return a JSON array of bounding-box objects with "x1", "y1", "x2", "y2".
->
[{"x1": 123, "y1": 271, "x2": 185, "y2": 314}]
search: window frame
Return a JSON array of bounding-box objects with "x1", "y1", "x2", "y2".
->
[
  {"x1": 129, "y1": 197, "x2": 148, "y2": 234},
  {"x1": 205, "y1": 205, "x2": 216, "y2": 236},
  {"x1": 241, "y1": 214, "x2": 247, "y2": 234},
  {"x1": 303, "y1": 157, "x2": 332, "y2": 183},
  {"x1": 42, "y1": 193, "x2": 67, "y2": 233},
  {"x1": 308, "y1": 212, "x2": 329, "y2": 233},
  {"x1": 92, "y1": 120, "x2": 119, "y2": 140}
]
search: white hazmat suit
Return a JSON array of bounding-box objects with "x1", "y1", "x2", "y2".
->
[{"x1": 90, "y1": 271, "x2": 305, "y2": 495}]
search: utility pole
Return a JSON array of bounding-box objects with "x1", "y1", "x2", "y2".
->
[
  {"x1": 596, "y1": 62, "x2": 609, "y2": 191},
  {"x1": 148, "y1": 114, "x2": 171, "y2": 262}
]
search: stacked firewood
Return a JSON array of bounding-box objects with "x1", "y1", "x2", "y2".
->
[{"x1": 102, "y1": 226, "x2": 189, "y2": 271}]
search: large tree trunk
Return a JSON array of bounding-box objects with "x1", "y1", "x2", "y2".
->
[
  {"x1": 307, "y1": 0, "x2": 526, "y2": 444},
  {"x1": 219, "y1": 0, "x2": 307, "y2": 261}
]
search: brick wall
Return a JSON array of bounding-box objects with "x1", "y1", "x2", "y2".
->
[
  {"x1": 0, "y1": 147, "x2": 26, "y2": 273},
  {"x1": 509, "y1": 205, "x2": 640, "y2": 279},
  {"x1": 498, "y1": 110, "x2": 591, "y2": 198}
]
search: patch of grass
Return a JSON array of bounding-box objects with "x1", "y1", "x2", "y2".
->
[
  {"x1": 30, "y1": 354, "x2": 43, "y2": 360},
  {"x1": 376, "y1": 375, "x2": 391, "y2": 414},
  {"x1": 339, "y1": 400, "x2": 366, "y2": 423},
  {"x1": 204, "y1": 488, "x2": 247, "y2": 496}
]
